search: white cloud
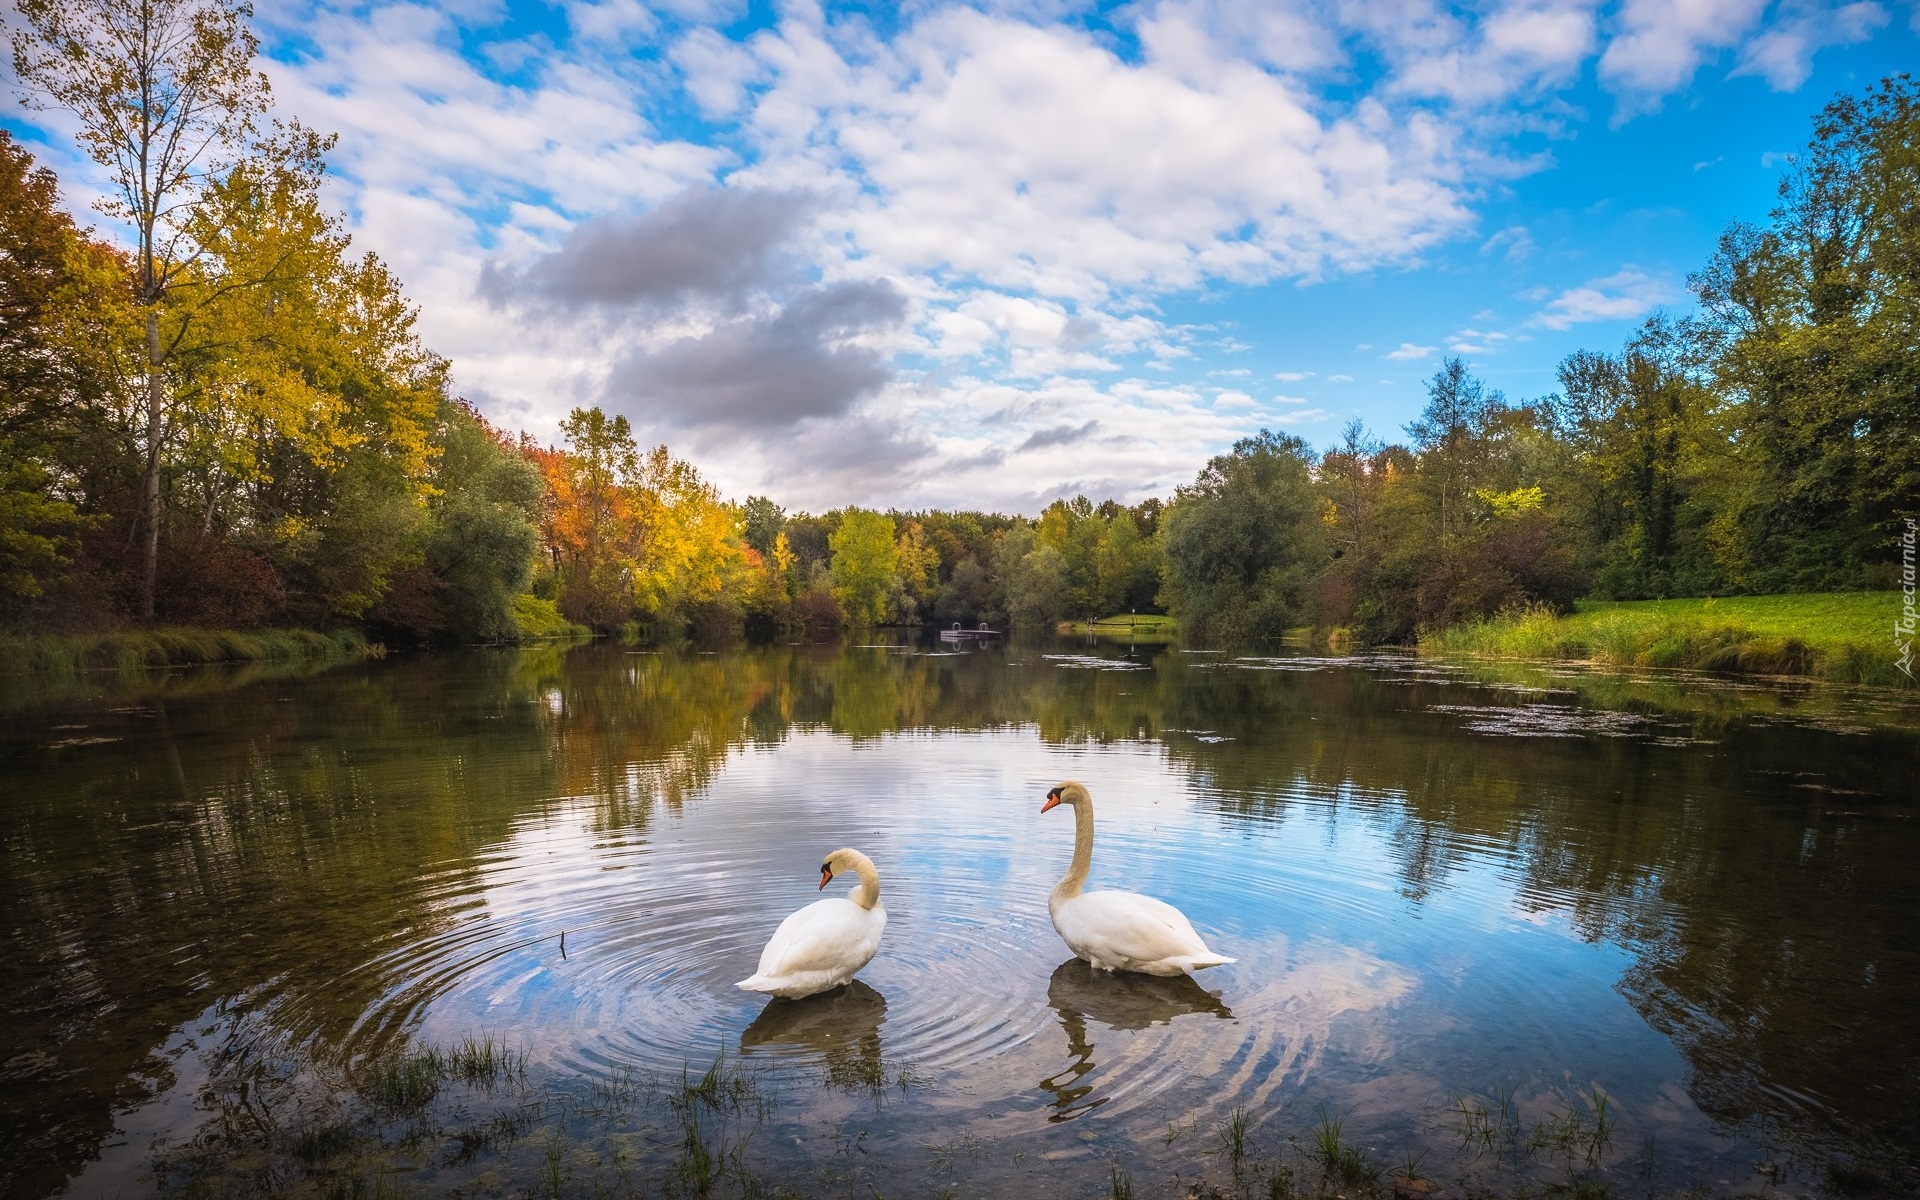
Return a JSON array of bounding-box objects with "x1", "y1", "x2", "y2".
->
[
  {"x1": 1480, "y1": 224, "x2": 1534, "y2": 262},
  {"x1": 1732, "y1": 1, "x2": 1888, "y2": 90},
  {"x1": 15, "y1": 0, "x2": 1893, "y2": 510},
  {"x1": 1530, "y1": 266, "x2": 1679, "y2": 329},
  {"x1": 1271, "y1": 406, "x2": 1338, "y2": 426},
  {"x1": 1599, "y1": 0, "x2": 1767, "y2": 115},
  {"x1": 1383, "y1": 0, "x2": 1600, "y2": 106},
  {"x1": 742, "y1": 8, "x2": 1475, "y2": 301},
  {"x1": 1446, "y1": 327, "x2": 1512, "y2": 354},
  {"x1": 671, "y1": 27, "x2": 768, "y2": 118}
]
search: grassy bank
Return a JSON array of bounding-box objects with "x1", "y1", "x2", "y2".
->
[
  {"x1": 1422, "y1": 592, "x2": 1909, "y2": 686},
  {"x1": 0, "y1": 627, "x2": 378, "y2": 676},
  {"x1": 1062, "y1": 614, "x2": 1179, "y2": 641}
]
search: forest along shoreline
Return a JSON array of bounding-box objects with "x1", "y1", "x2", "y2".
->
[{"x1": 3, "y1": 17, "x2": 1915, "y2": 685}]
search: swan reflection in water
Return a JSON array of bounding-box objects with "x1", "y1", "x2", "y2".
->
[
  {"x1": 740, "y1": 980, "x2": 888, "y2": 1090},
  {"x1": 1040, "y1": 958, "x2": 1233, "y2": 1121}
]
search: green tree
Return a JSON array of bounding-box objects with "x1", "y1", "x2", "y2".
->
[
  {"x1": 425, "y1": 405, "x2": 541, "y2": 640},
  {"x1": 741, "y1": 495, "x2": 784, "y2": 557},
  {"x1": 1550, "y1": 319, "x2": 1720, "y2": 597},
  {"x1": 993, "y1": 524, "x2": 1067, "y2": 628},
  {"x1": 1159, "y1": 430, "x2": 1326, "y2": 641},
  {"x1": 829, "y1": 509, "x2": 896, "y2": 626},
  {"x1": 1692, "y1": 73, "x2": 1920, "y2": 590},
  {"x1": 1407, "y1": 357, "x2": 1502, "y2": 548}
]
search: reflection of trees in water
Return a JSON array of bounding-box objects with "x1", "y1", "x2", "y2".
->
[
  {"x1": 1148, "y1": 661, "x2": 1919, "y2": 1166},
  {"x1": 1039, "y1": 959, "x2": 1232, "y2": 1121},
  {"x1": 740, "y1": 981, "x2": 888, "y2": 1090},
  {"x1": 2, "y1": 640, "x2": 1914, "y2": 1192}
]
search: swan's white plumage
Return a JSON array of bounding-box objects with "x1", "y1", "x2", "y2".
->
[
  {"x1": 737, "y1": 850, "x2": 886, "y2": 999},
  {"x1": 1044, "y1": 781, "x2": 1235, "y2": 978}
]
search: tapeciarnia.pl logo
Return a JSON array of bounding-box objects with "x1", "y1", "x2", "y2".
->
[{"x1": 1899, "y1": 517, "x2": 1916, "y2": 680}]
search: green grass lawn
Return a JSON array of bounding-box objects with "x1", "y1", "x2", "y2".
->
[{"x1": 1423, "y1": 592, "x2": 1910, "y2": 686}]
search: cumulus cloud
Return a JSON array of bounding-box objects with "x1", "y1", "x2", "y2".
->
[
  {"x1": 745, "y1": 7, "x2": 1476, "y2": 301},
  {"x1": 20, "y1": 0, "x2": 1880, "y2": 511},
  {"x1": 481, "y1": 186, "x2": 817, "y2": 310},
  {"x1": 1599, "y1": 0, "x2": 1768, "y2": 114},
  {"x1": 1379, "y1": 0, "x2": 1599, "y2": 106},
  {"x1": 1530, "y1": 267, "x2": 1678, "y2": 329},
  {"x1": 1733, "y1": 0, "x2": 1888, "y2": 90},
  {"x1": 606, "y1": 281, "x2": 909, "y2": 430}
]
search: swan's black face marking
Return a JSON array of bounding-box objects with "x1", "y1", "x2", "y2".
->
[
  {"x1": 819, "y1": 863, "x2": 834, "y2": 889},
  {"x1": 1046, "y1": 786, "x2": 1063, "y2": 800}
]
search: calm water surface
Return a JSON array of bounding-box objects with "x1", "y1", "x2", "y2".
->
[{"x1": 2, "y1": 640, "x2": 1916, "y2": 1198}]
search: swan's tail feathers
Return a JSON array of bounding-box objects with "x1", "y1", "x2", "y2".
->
[
  {"x1": 736, "y1": 975, "x2": 779, "y2": 993},
  {"x1": 1180, "y1": 953, "x2": 1236, "y2": 972}
]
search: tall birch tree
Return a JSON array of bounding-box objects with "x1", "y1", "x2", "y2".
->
[{"x1": 8, "y1": 0, "x2": 270, "y2": 619}]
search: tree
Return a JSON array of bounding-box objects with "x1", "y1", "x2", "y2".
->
[
  {"x1": 548, "y1": 407, "x2": 640, "y2": 627},
  {"x1": 425, "y1": 404, "x2": 541, "y2": 640},
  {"x1": 829, "y1": 509, "x2": 896, "y2": 626},
  {"x1": 1549, "y1": 319, "x2": 1719, "y2": 597},
  {"x1": 993, "y1": 524, "x2": 1067, "y2": 628},
  {"x1": 1692, "y1": 73, "x2": 1920, "y2": 590},
  {"x1": 1406, "y1": 357, "x2": 1501, "y2": 548},
  {"x1": 0, "y1": 130, "x2": 113, "y2": 607},
  {"x1": 742, "y1": 495, "x2": 784, "y2": 557},
  {"x1": 890, "y1": 519, "x2": 939, "y2": 622},
  {"x1": 1159, "y1": 430, "x2": 1326, "y2": 641},
  {"x1": 10, "y1": 0, "x2": 275, "y2": 619}
]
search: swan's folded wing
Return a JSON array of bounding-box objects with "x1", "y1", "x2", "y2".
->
[
  {"x1": 757, "y1": 899, "x2": 879, "y2": 977},
  {"x1": 1070, "y1": 891, "x2": 1214, "y2": 963}
]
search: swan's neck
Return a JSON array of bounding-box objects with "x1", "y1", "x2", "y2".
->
[
  {"x1": 1052, "y1": 799, "x2": 1094, "y2": 900},
  {"x1": 847, "y1": 854, "x2": 881, "y2": 911}
]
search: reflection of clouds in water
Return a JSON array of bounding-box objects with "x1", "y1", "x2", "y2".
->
[
  {"x1": 1037, "y1": 935, "x2": 1416, "y2": 1126},
  {"x1": 1210, "y1": 935, "x2": 1417, "y2": 1119},
  {"x1": 1042, "y1": 959, "x2": 1232, "y2": 1120}
]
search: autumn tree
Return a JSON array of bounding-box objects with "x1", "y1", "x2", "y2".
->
[{"x1": 9, "y1": 0, "x2": 280, "y2": 618}]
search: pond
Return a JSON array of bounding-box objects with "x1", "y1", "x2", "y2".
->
[{"x1": 2, "y1": 639, "x2": 1916, "y2": 1198}]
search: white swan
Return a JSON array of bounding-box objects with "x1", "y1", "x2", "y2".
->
[
  {"x1": 1042, "y1": 781, "x2": 1235, "y2": 977},
  {"x1": 737, "y1": 848, "x2": 887, "y2": 999}
]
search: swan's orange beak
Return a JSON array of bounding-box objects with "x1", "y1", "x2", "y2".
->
[
  {"x1": 1041, "y1": 785, "x2": 1063, "y2": 813},
  {"x1": 819, "y1": 864, "x2": 833, "y2": 890}
]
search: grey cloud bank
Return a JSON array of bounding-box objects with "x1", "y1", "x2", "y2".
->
[
  {"x1": 480, "y1": 186, "x2": 817, "y2": 311},
  {"x1": 606, "y1": 280, "x2": 909, "y2": 430}
]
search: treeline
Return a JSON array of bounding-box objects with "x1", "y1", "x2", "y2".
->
[{"x1": 0, "y1": 0, "x2": 1911, "y2": 649}]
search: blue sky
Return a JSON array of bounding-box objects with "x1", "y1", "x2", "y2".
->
[{"x1": 5, "y1": 0, "x2": 1916, "y2": 512}]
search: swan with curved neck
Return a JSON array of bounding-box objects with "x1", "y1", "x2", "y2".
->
[
  {"x1": 737, "y1": 848, "x2": 887, "y2": 999},
  {"x1": 1042, "y1": 781, "x2": 1234, "y2": 977}
]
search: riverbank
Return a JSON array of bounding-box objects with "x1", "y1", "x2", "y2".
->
[
  {"x1": 1421, "y1": 592, "x2": 1907, "y2": 686},
  {"x1": 0, "y1": 627, "x2": 379, "y2": 676},
  {"x1": 1061, "y1": 613, "x2": 1178, "y2": 641}
]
